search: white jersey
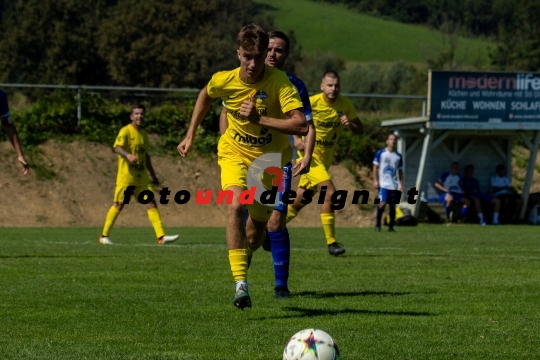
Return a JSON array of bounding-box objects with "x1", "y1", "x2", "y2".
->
[
  {"x1": 438, "y1": 172, "x2": 462, "y2": 194},
  {"x1": 373, "y1": 148, "x2": 403, "y2": 190},
  {"x1": 491, "y1": 175, "x2": 512, "y2": 196}
]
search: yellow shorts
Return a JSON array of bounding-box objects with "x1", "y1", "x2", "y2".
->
[
  {"x1": 298, "y1": 156, "x2": 332, "y2": 192},
  {"x1": 218, "y1": 138, "x2": 292, "y2": 222},
  {"x1": 114, "y1": 183, "x2": 154, "y2": 204}
]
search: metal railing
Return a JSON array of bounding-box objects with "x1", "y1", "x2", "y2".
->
[{"x1": 0, "y1": 83, "x2": 428, "y2": 124}]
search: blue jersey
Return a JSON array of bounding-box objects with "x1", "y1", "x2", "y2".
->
[
  {"x1": 285, "y1": 72, "x2": 312, "y2": 121},
  {"x1": 438, "y1": 172, "x2": 462, "y2": 194},
  {"x1": 460, "y1": 177, "x2": 480, "y2": 194},
  {"x1": 373, "y1": 148, "x2": 403, "y2": 190}
]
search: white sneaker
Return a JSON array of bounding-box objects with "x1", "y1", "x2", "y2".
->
[
  {"x1": 99, "y1": 236, "x2": 113, "y2": 245},
  {"x1": 158, "y1": 234, "x2": 178, "y2": 244}
]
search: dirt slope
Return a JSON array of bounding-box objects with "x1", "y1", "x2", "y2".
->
[{"x1": 0, "y1": 141, "x2": 376, "y2": 227}]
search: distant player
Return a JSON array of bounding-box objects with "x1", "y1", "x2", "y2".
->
[
  {"x1": 177, "y1": 24, "x2": 308, "y2": 310},
  {"x1": 491, "y1": 164, "x2": 523, "y2": 221},
  {"x1": 373, "y1": 133, "x2": 403, "y2": 232},
  {"x1": 287, "y1": 71, "x2": 364, "y2": 256},
  {"x1": 0, "y1": 90, "x2": 29, "y2": 176},
  {"x1": 99, "y1": 104, "x2": 178, "y2": 245},
  {"x1": 434, "y1": 162, "x2": 471, "y2": 222},
  {"x1": 460, "y1": 164, "x2": 500, "y2": 225},
  {"x1": 219, "y1": 30, "x2": 316, "y2": 299}
]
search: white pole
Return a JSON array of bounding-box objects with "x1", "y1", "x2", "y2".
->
[
  {"x1": 413, "y1": 128, "x2": 433, "y2": 218},
  {"x1": 520, "y1": 130, "x2": 540, "y2": 219}
]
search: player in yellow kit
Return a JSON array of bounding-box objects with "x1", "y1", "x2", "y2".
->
[
  {"x1": 99, "y1": 104, "x2": 178, "y2": 245},
  {"x1": 287, "y1": 71, "x2": 364, "y2": 256},
  {"x1": 177, "y1": 24, "x2": 308, "y2": 310}
]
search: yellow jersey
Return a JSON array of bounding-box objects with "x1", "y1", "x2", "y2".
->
[
  {"x1": 113, "y1": 124, "x2": 150, "y2": 186},
  {"x1": 207, "y1": 65, "x2": 303, "y2": 159},
  {"x1": 301, "y1": 93, "x2": 357, "y2": 168}
]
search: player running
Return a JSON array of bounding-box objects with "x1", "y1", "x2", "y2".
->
[
  {"x1": 220, "y1": 30, "x2": 316, "y2": 299},
  {"x1": 99, "y1": 104, "x2": 178, "y2": 245},
  {"x1": 286, "y1": 71, "x2": 364, "y2": 256},
  {"x1": 373, "y1": 133, "x2": 403, "y2": 232},
  {"x1": 177, "y1": 24, "x2": 308, "y2": 310},
  {"x1": 0, "y1": 90, "x2": 29, "y2": 176}
]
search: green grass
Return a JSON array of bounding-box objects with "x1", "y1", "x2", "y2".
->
[
  {"x1": 256, "y1": 0, "x2": 494, "y2": 65},
  {"x1": 1, "y1": 226, "x2": 539, "y2": 359}
]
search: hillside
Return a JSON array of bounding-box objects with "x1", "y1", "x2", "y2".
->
[
  {"x1": 0, "y1": 141, "x2": 375, "y2": 228},
  {"x1": 256, "y1": 0, "x2": 494, "y2": 65}
]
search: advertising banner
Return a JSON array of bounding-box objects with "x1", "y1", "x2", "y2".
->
[{"x1": 429, "y1": 70, "x2": 540, "y2": 129}]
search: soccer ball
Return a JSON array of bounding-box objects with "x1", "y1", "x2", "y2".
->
[{"x1": 283, "y1": 328, "x2": 340, "y2": 360}]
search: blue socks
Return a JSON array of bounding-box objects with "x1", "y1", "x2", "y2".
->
[
  {"x1": 445, "y1": 206, "x2": 452, "y2": 219},
  {"x1": 376, "y1": 206, "x2": 384, "y2": 226},
  {"x1": 268, "y1": 229, "x2": 290, "y2": 289},
  {"x1": 389, "y1": 205, "x2": 396, "y2": 227}
]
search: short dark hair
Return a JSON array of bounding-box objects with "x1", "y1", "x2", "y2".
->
[
  {"x1": 238, "y1": 24, "x2": 268, "y2": 54},
  {"x1": 268, "y1": 31, "x2": 290, "y2": 52},
  {"x1": 465, "y1": 164, "x2": 474, "y2": 171},
  {"x1": 451, "y1": 161, "x2": 459, "y2": 166},
  {"x1": 496, "y1": 164, "x2": 505, "y2": 172},
  {"x1": 322, "y1": 70, "x2": 340, "y2": 81},
  {"x1": 131, "y1": 104, "x2": 145, "y2": 114},
  {"x1": 387, "y1": 133, "x2": 397, "y2": 140}
]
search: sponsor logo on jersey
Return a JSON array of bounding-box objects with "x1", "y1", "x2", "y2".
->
[
  {"x1": 317, "y1": 120, "x2": 340, "y2": 128},
  {"x1": 233, "y1": 132, "x2": 273, "y2": 147},
  {"x1": 255, "y1": 90, "x2": 268, "y2": 101}
]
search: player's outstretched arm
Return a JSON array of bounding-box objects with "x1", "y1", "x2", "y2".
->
[
  {"x1": 292, "y1": 121, "x2": 316, "y2": 177},
  {"x1": 219, "y1": 107, "x2": 228, "y2": 135},
  {"x1": 177, "y1": 87, "x2": 214, "y2": 157},
  {"x1": 434, "y1": 181, "x2": 448, "y2": 193},
  {"x1": 1, "y1": 118, "x2": 29, "y2": 175}
]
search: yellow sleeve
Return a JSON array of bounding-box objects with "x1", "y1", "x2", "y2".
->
[
  {"x1": 278, "y1": 74, "x2": 303, "y2": 115},
  {"x1": 344, "y1": 97, "x2": 357, "y2": 119},
  {"x1": 113, "y1": 127, "x2": 129, "y2": 149},
  {"x1": 206, "y1": 72, "x2": 225, "y2": 99}
]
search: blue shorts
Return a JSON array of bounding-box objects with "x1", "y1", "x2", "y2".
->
[
  {"x1": 438, "y1": 192, "x2": 464, "y2": 205},
  {"x1": 378, "y1": 188, "x2": 401, "y2": 204},
  {"x1": 469, "y1": 193, "x2": 493, "y2": 203},
  {"x1": 274, "y1": 162, "x2": 293, "y2": 213}
]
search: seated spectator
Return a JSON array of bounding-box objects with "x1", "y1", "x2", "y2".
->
[
  {"x1": 491, "y1": 164, "x2": 523, "y2": 221},
  {"x1": 434, "y1": 162, "x2": 471, "y2": 222},
  {"x1": 460, "y1": 165, "x2": 501, "y2": 225}
]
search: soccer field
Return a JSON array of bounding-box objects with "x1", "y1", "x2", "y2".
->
[{"x1": 1, "y1": 226, "x2": 538, "y2": 359}]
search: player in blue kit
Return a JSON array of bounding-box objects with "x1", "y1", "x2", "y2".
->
[
  {"x1": 0, "y1": 90, "x2": 29, "y2": 176},
  {"x1": 434, "y1": 162, "x2": 471, "y2": 222},
  {"x1": 460, "y1": 165, "x2": 500, "y2": 225},
  {"x1": 373, "y1": 133, "x2": 403, "y2": 232},
  {"x1": 219, "y1": 31, "x2": 316, "y2": 299}
]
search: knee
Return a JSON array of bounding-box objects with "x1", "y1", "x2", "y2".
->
[
  {"x1": 228, "y1": 202, "x2": 245, "y2": 218},
  {"x1": 267, "y1": 212, "x2": 285, "y2": 231},
  {"x1": 113, "y1": 203, "x2": 124, "y2": 211}
]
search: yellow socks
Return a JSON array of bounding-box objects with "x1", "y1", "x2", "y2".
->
[
  {"x1": 286, "y1": 206, "x2": 299, "y2": 224},
  {"x1": 147, "y1": 208, "x2": 165, "y2": 239},
  {"x1": 320, "y1": 212, "x2": 336, "y2": 245},
  {"x1": 102, "y1": 206, "x2": 120, "y2": 237},
  {"x1": 229, "y1": 249, "x2": 249, "y2": 282}
]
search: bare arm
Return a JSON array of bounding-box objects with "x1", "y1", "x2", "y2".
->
[
  {"x1": 145, "y1": 153, "x2": 158, "y2": 184},
  {"x1": 1, "y1": 118, "x2": 29, "y2": 175},
  {"x1": 177, "y1": 87, "x2": 214, "y2": 157},
  {"x1": 292, "y1": 120, "x2": 316, "y2": 176},
  {"x1": 219, "y1": 106, "x2": 228, "y2": 135},
  {"x1": 398, "y1": 169, "x2": 404, "y2": 192},
  {"x1": 342, "y1": 117, "x2": 363, "y2": 135},
  {"x1": 434, "y1": 181, "x2": 448, "y2": 193},
  {"x1": 114, "y1": 146, "x2": 138, "y2": 163},
  {"x1": 373, "y1": 164, "x2": 379, "y2": 189}
]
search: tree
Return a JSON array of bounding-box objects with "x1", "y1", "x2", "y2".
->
[
  {"x1": 97, "y1": 0, "x2": 267, "y2": 87},
  {"x1": 0, "y1": 0, "x2": 112, "y2": 84}
]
